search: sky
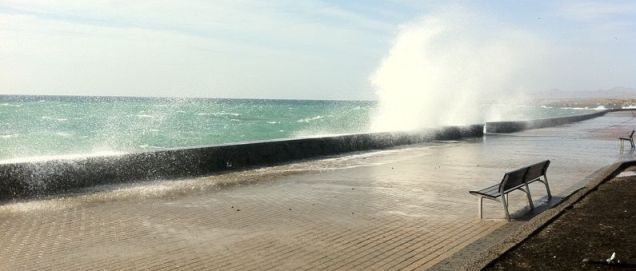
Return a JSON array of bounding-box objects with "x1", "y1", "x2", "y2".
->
[{"x1": 1, "y1": 0, "x2": 635, "y2": 100}]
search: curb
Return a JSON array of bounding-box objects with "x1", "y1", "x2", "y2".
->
[{"x1": 464, "y1": 159, "x2": 636, "y2": 270}]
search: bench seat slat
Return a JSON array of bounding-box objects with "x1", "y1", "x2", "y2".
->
[{"x1": 469, "y1": 183, "x2": 500, "y2": 198}]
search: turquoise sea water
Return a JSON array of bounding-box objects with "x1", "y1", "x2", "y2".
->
[{"x1": 0, "y1": 95, "x2": 594, "y2": 162}]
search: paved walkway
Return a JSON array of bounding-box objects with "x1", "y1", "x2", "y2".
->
[{"x1": 1, "y1": 111, "x2": 635, "y2": 270}]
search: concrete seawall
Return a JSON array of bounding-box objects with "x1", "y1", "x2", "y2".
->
[
  {"x1": 0, "y1": 110, "x2": 614, "y2": 200},
  {"x1": 484, "y1": 110, "x2": 611, "y2": 133},
  {"x1": 0, "y1": 125, "x2": 483, "y2": 200}
]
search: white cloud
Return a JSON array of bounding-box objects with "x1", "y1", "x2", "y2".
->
[
  {"x1": 2, "y1": 1, "x2": 635, "y2": 101},
  {"x1": 0, "y1": 0, "x2": 397, "y2": 99}
]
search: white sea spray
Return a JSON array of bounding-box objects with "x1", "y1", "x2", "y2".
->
[{"x1": 370, "y1": 9, "x2": 545, "y2": 131}]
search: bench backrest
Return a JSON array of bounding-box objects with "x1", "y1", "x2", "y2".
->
[
  {"x1": 524, "y1": 160, "x2": 550, "y2": 182},
  {"x1": 500, "y1": 167, "x2": 529, "y2": 192}
]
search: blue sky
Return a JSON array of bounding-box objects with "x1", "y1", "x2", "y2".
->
[{"x1": 1, "y1": 0, "x2": 635, "y2": 100}]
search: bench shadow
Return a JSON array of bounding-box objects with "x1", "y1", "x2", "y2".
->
[{"x1": 509, "y1": 195, "x2": 565, "y2": 221}]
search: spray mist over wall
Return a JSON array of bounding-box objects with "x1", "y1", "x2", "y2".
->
[{"x1": 370, "y1": 10, "x2": 545, "y2": 132}]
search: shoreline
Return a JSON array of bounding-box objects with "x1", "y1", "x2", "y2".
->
[{"x1": 0, "y1": 110, "x2": 619, "y2": 201}]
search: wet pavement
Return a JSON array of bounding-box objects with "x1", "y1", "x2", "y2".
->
[{"x1": 1, "y1": 111, "x2": 635, "y2": 270}]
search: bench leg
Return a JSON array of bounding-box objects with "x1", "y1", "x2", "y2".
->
[
  {"x1": 501, "y1": 196, "x2": 511, "y2": 222},
  {"x1": 523, "y1": 184, "x2": 535, "y2": 210},
  {"x1": 478, "y1": 197, "x2": 483, "y2": 219},
  {"x1": 630, "y1": 139, "x2": 634, "y2": 149},
  {"x1": 543, "y1": 176, "x2": 552, "y2": 199}
]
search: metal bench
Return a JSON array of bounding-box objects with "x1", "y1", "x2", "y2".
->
[
  {"x1": 469, "y1": 160, "x2": 551, "y2": 221},
  {"x1": 619, "y1": 130, "x2": 635, "y2": 149}
]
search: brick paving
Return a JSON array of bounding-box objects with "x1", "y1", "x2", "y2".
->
[
  {"x1": 0, "y1": 189, "x2": 504, "y2": 270},
  {"x1": 1, "y1": 111, "x2": 635, "y2": 270}
]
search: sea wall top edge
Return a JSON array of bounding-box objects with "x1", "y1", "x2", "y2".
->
[
  {"x1": 0, "y1": 110, "x2": 619, "y2": 167},
  {"x1": 486, "y1": 109, "x2": 614, "y2": 125},
  {"x1": 0, "y1": 124, "x2": 481, "y2": 167}
]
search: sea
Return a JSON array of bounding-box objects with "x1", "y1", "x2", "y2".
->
[{"x1": 0, "y1": 95, "x2": 597, "y2": 162}]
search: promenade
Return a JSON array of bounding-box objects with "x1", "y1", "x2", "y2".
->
[{"x1": 1, "y1": 111, "x2": 635, "y2": 270}]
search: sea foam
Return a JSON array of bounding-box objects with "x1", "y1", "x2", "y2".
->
[{"x1": 370, "y1": 9, "x2": 544, "y2": 131}]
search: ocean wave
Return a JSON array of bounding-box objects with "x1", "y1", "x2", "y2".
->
[
  {"x1": 0, "y1": 151, "x2": 125, "y2": 164},
  {"x1": 55, "y1": 131, "x2": 73, "y2": 138},
  {"x1": 297, "y1": 115, "x2": 324, "y2": 123},
  {"x1": 197, "y1": 111, "x2": 240, "y2": 117},
  {"x1": 214, "y1": 112, "x2": 240, "y2": 117},
  {"x1": 562, "y1": 106, "x2": 606, "y2": 111},
  {"x1": 0, "y1": 134, "x2": 19, "y2": 139},
  {"x1": 1, "y1": 103, "x2": 22, "y2": 107},
  {"x1": 594, "y1": 105, "x2": 607, "y2": 110},
  {"x1": 139, "y1": 144, "x2": 165, "y2": 149},
  {"x1": 136, "y1": 114, "x2": 154, "y2": 118},
  {"x1": 41, "y1": 116, "x2": 68, "y2": 122}
]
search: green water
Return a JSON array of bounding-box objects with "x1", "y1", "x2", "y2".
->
[
  {"x1": 0, "y1": 96, "x2": 373, "y2": 161},
  {"x1": 0, "y1": 95, "x2": 595, "y2": 162}
]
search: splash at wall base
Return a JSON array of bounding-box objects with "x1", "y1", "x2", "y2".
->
[
  {"x1": 0, "y1": 110, "x2": 618, "y2": 201},
  {"x1": 0, "y1": 124, "x2": 483, "y2": 201}
]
